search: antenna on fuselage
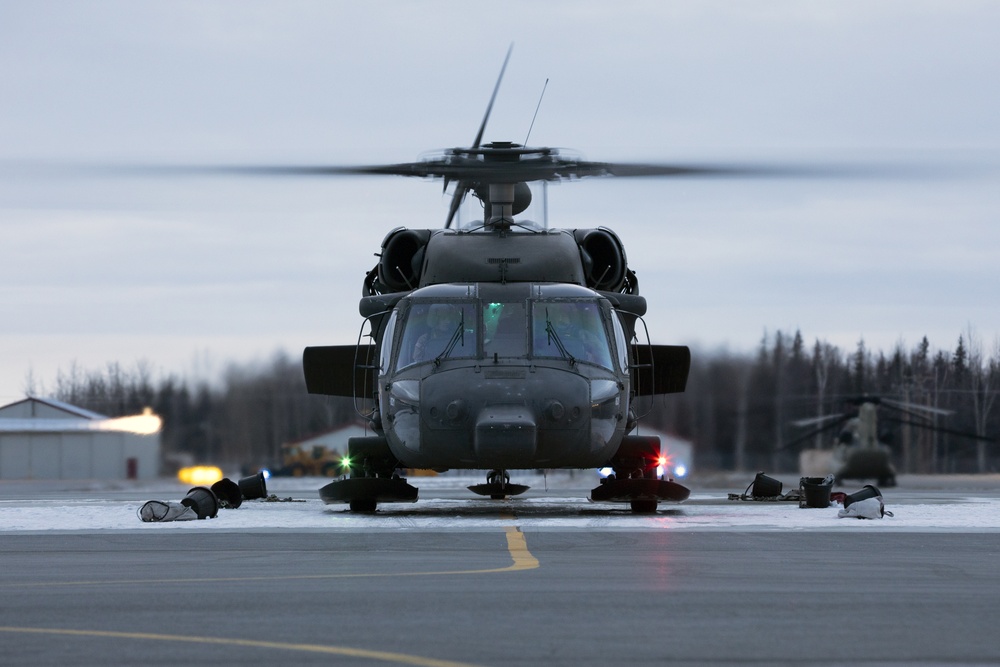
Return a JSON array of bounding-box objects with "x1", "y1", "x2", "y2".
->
[{"x1": 525, "y1": 78, "x2": 550, "y2": 230}]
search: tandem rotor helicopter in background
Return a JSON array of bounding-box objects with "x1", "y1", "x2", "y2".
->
[
  {"x1": 789, "y1": 395, "x2": 992, "y2": 486},
  {"x1": 162, "y1": 47, "x2": 870, "y2": 513}
]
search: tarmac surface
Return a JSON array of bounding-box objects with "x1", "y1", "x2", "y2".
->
[{"x1": 2, "y1": 472, "x2": 999, "y2": 666}]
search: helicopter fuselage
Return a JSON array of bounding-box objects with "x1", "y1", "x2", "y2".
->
[
  {"x1": 376, "y1": 282, "x2": 630, "y2": 470},
  {"x1": 302, "y1": 222, "x2": 691, "y2": 511}
]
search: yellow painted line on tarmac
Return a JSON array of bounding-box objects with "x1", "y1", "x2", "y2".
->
[
  {"x1": 500, "y1": 524, "x2": 540, "y2": 571},
  {"x1": 1, "y1": 524, "x2": 538, "y2": 588},
  {"x1": 0, "y1": 626, "x2": 480, "y2": 667}
]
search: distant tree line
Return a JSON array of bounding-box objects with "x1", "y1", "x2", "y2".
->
[
  {"x1": 645, "y1": 328, "x2": 999, "y2": 474},
  {"x1": 37, "y1": 329, "x2": 1000, "y2": 474}
]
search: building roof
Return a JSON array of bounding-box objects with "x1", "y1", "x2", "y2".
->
[
  {"x1": 0, "y1": 397, "x2": 160, "y2": 435},
  {"x1": 0, "y1": 396, "x2": 108, "y2": 420},
  {"x1": 283, "y1": 421, "x2": 373, "y2": 450}
]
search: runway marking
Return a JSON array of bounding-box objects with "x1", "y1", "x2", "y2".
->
[
  {"x1": 0, "y1": 524, "x2": 538, "y2": 588},
  {"x1": 0, "y1": 626, "x2": 480, "y2": 667},
  {"x1": 500, "y1": 524, "x2": 540, "y2": 571}
]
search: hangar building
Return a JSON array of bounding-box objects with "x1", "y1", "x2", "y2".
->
[{"x1": 0, "y1": 397, "x2": 162, "y2": 480}]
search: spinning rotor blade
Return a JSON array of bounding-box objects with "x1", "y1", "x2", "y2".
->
[
  {"x1": 100, "y1": 154, "x2": 874, "y2": 185},
  {"x1": 779, "y1": 413, "x2": 853, "y2": 451},
  {"x1": 880, "y1": 397, "x2": 954, "y2": 418},
  {"x1": 444, "y1": 181, "x2": 468, "y2": 229},
  {"x1": 445, "y1": 43, "x2": 512, "y2": 229},
  {"x1": 791, "y1": 412, "x2": 848, "y2": 428},
  {"x1": 472, "y1": 44, "x2": 512, "y2": 152},
  {"x1": 834, "y1": 395, "x2": 954, "y2": 422},
  {"x1": 882, "y1": 417, "x2": 997, "y2": 444}
]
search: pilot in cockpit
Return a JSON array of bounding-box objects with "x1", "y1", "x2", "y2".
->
[
  {"x1": 537, "y1": 304, "x2": 606, "y2": 364},
  {"x1": 412, "y1": 304, "x2": 457, "y2": 362}
]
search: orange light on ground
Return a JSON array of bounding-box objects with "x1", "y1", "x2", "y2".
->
[{"x1": 177, "y1": 466, "x2": 224, "y2": 486}]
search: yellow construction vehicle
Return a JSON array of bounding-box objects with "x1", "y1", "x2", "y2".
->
[{"x1": 273, "y1": 442, "x2": 345, "y2": 477}]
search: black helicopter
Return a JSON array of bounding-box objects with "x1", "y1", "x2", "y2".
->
[
  {"x1": 183, "y1": 48, "x2": 849, "y2": 513},
  {"x1": 299, "y1": 50, "x2": 699, "y2": 513}
]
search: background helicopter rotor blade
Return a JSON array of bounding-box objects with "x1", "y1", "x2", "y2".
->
[
  {"x1": 882, "y1": 417, "x2": 997, "y2": 444},
  {"x1": 879, "y1": 397, "x2": 954, "y2": 417},
  {"x1": 791, "y1": 412, "x2": 848, "y2": 428},
  {"x1": 779, "y1": 414, "x2": 853, "y2": 451}
]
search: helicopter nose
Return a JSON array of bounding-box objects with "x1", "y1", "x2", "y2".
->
[{"x1": 474, "y1": 404, "x2": 537, "y2": 464}]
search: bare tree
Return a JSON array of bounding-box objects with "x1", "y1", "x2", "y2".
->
[
  {"x1": 41, "y1": 327, "x2": 999, "y2": 475},
  {"x1": 811, "y1": 340, "x2": 840, "y2": 449},
  {"x1": 966, "y1": 326, "x2": 999, "y2": 472}
]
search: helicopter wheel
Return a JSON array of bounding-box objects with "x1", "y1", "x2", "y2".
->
[
  {"x1": 630, "y1": 499, "x2": 658, "y2": 514},
  {"x1": 349, "y1": 498, "x2": 378, "y2": 513},
  {"x1": 468, "y1": 471, "x2": 530, "y2": 499},
  {"x1": 486, "y1": 470, "x2": 510, "y2": 500},
  {"x1": 486, "y1": 469, "x2": 510, "y2": 486}
]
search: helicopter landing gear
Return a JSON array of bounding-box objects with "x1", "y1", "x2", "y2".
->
[
  {"x1": 487, "y1": 468, "x2": 509, "y2": 499},
  {"x1": 630, "y1": 499, "x2": 658, "y2": 514},
  {"x1": 591, "y1": 475, "x2": 690, "y2": 513},
  {"x1": 320, "y1": 473, "x2": 419, "y2": 512},
  {"x1": 590, "y1": 435, "x2": 691, "y2": 513},
  {"x1": 349, "y1": 497, "x2": 378, "y2": 513},
  {"x1": 318, "y1": 436, "x2": 418, "y2": 512},
  {"x1": 468, "y1": 469, "x2": 530, "y2": 499}
]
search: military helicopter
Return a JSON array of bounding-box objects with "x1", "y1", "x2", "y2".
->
[
  {"x1": 172, "y1": 48, "x2": 854, "y2": 513},
  {"x1": 789, "y1": 395, "x2": 986, "y2": 486},
  {"x1": 299, "y1": 50, "x2": 703, "y2": 513},
  {"x1": 291, "y1": 50, "x2": 881, "y2": 513}
]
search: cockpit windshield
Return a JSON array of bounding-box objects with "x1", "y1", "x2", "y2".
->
[
  {"x1": 392, "y1": 297, "x2": 614, "y2": 371},
  {"x1": 396, "y1": 302, "x2": 477, "y2": 369},
  {"x1": 532, "y1": 301, "x2": 614, "y2": 370}
]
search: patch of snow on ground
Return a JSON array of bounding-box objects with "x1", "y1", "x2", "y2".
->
[{"x1": 2, "y1": 474, "x2": 999, "y2": 533}]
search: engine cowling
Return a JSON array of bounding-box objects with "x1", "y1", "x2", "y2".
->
[
  {"x1": 378, "y1": 228, "x2": 430, "y2": 292},
  {"x1": 574, "y1": 228, "x2": 627, "y2": 292}
]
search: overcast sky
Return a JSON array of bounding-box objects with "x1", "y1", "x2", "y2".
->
[{"x1": 2, "y1": 1, "x2": 999, "y2": 404}]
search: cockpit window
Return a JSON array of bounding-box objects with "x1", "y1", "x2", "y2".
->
[
  {"x1": 396, "y1": 302, "x2": 477, "y2": 369},
  {"x1": 611, "y1": 311, "x2": 630, "y2": 374},
  {"x1": 483, "y1": 302, "x2": 526, "y2": 357},
  {"x1": 378, "y1": 310, "x2": 397, "y2": 373},
  {"x1": 531, "y1": 301, "x2": 614, "y2": 370}
]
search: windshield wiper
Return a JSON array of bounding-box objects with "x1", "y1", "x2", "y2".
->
[
  {"x1": 544, "y1": 309, "x2": 576, "y2": 366},
  {"x1": 434, "y1": 310, "x2": 466, "y2": 367}
]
